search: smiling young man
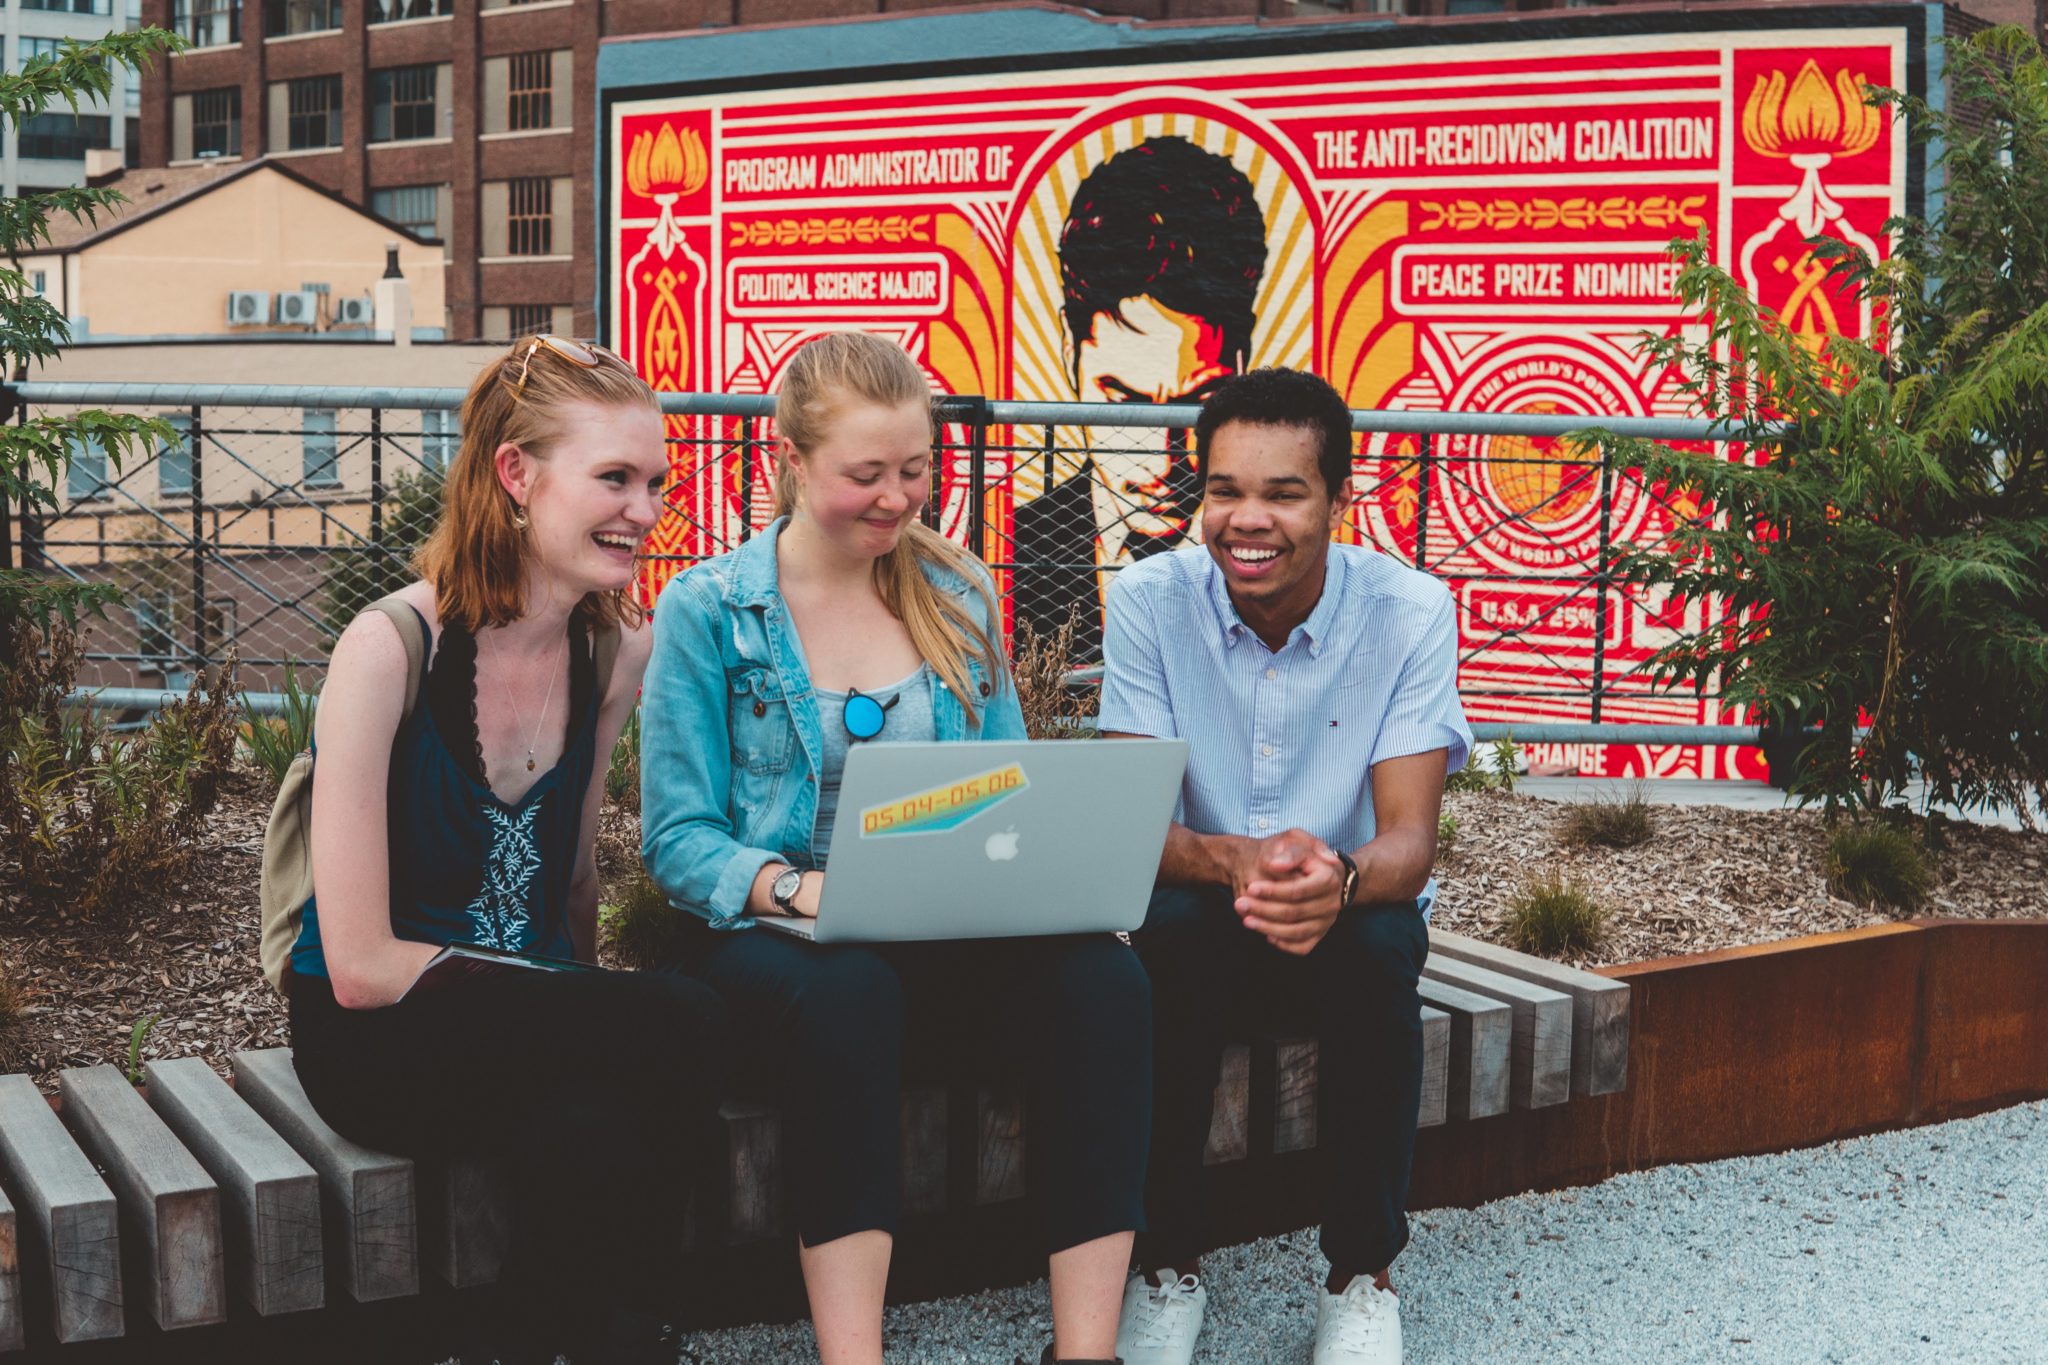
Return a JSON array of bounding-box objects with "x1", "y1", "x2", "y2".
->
[{"x1": 1101, "y1": 368, "x2": 1471, "y2": 1365}]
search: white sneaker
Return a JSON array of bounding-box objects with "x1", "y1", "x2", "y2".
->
[
  {"x1": 1114, "y1": 1268, "x2": 1207, "y2": 1365},
  {"x1": 1312, "y1": 1276, "x2": 1403, "y2": 1364}
]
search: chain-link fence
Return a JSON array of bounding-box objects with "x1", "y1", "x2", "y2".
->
[{"x1": 10, "y1": 384, "x2": 1733, "y2": 747}]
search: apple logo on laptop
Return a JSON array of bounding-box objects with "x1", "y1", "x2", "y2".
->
[{"x1": 984, "y1": 828, "x2": 1020, "y2": 862}]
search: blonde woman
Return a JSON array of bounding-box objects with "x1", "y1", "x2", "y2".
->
[
  {"x1": 291, "y1": 337, "x2": 725, "y2": 1365},
  {"x1": 641, "y1": 331, "x2": 1149, "y2": 1365}
]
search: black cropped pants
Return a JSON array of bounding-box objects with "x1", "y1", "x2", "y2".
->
[
  {"x1": 289, "y1": 966, "x2": 727, "y2": 1349},
  {"x1": 1134, "y1": 885, "x2": 1429, "y2": 1278},
  {"x1": 674, "y1": 922, "x2": 1151, "y2": 1254}
]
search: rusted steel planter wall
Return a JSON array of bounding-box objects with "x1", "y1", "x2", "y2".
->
[{"x1": 1406, "y1": 918, "x2": 2048, "y2": 1213}]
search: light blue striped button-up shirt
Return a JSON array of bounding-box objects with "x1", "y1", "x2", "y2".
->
[{"x1": 1099, "y1": 543, "x2": 1472, "y2": 911}]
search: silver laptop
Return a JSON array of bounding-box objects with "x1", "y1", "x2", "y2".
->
[{"x1": 759, "y1": 739, "x2": 1187, "y2": 943}]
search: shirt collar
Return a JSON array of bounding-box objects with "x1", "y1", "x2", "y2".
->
[
  {"x1": 731, "y1": 516, "x2": 787, "y2": 608},
  {"x1": 1204, "y1": 544, "x2": 1345, "y2": 656}
]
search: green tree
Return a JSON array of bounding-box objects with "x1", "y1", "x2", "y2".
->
[
  {"x1": 1591, "y1": 27, "x2": 2048, "y2": 820},
  {"x1": 0, "y1": 28, "x2": 184, "y2": 650}
]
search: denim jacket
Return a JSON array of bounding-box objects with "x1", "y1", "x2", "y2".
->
[{"x1": 641, "y1": 517, "x2": 1027, "y2": 928}]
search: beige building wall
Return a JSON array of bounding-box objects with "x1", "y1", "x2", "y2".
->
[{"x1": 67, "y1": 169, "x2": 447, "y2": 340}]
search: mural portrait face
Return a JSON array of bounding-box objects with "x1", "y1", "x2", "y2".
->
[{"x1": 1059, "y1": 136, "x2": 1267, "y2": 563}]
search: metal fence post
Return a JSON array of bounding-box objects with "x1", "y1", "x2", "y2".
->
[
  {"x1": 369, "y1": 405, "x2": 385, "y2": 549},
  {"x1": 189, "y1": 403, "x2": 206, "y2": 668},
  {"x1": 1590, "y1": 439, "x2": 1616, "y2": 724},
  {"x1": 738, "y1": 414, "x2": 754, "y2": 544},
  {"x1": 1412, "y1": 432, "x2": 1433, "y2": 571}
]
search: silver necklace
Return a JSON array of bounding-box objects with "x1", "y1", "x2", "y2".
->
[{"x1": 483, "y1": 625, "x2": 568, "y2": 773}]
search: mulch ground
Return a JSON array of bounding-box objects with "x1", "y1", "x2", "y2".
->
[{"x1": 2, "y1": 773, "x2": 2043, "y2": 1090}]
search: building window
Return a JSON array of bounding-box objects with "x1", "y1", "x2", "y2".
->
[
  {"x1": 371, "y1": 185, "x2": 442, "y2": 242},
  {"x1": 158, "y1": 413, "x2": 194, "y2": 498},
  {"x1": 171, "y1": 0, "x2": 239, "y2": 46},
  {"x1": 507, "y1": 304, "x2": 554, "y2": 337},
  {"x1": 67, "y1": 437, "x2": 108, "y2": 503},
  {"x1": 286, "y1": 76, "x2": 342, "y2": 151},
  {"x1": 507, "y1": 53, "x2": 553, "y2": 133},
  {"x1": 30, "y1": 271, "x2": 45, "y2": 296},
  {"x1": 507, "y1": 177, "x2": 552, "y2": 256},
  {"x1": 19, "y1": 113, "x2": 112, "y2": 160},
  {"x1": 22, "y1": 0, "x2": 113, "y2": 13},
  {"x1": 266, "y1": 0, "x2": 342, "y2": 36},
  {"x1": 371, "y1": 65, "x2": 438, "y2": 144},
  {"x1": 421, "y1": 410, "x2": 458, "y2": 473},
  {"x1": 17, "y1": 37, "x2": 65, "y2": 67},
  {"x1": 192, "y1": 87, "x2": 241, "y2": 158},
  {"x1": 371, "y1": 0, "x2": 452, "y2": 18},
  {"x1": 303, "y1": 409, "x2": 339, "y2": 487}
]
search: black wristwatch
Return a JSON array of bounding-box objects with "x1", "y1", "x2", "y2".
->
[
  {"x1": 1332, "y1": 848, "x2": 1359, "y2": 910},
  {"x1": 770, "y1": 866, "x2": 805, "y2": 916}
]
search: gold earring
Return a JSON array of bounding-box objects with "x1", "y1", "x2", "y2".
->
[{"x1": 512, "y1": 504, "x2": 530, "y2": 531}]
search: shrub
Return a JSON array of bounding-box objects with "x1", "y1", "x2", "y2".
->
[
  {"x1": 1011, "y1": 605, "x2": 1098, "y2": 740},
  {"x1": 0, "y1": 964, "x2": 28, "y2": 1072},
  {"x1": 599, "y1": 867, "x2": 688, "y2": 970},
  {"x1": 1436, "y1": 811, "x2": 1460, "y2": 854},
  {"x1": 0, "y1": 621, "x2": 239, "y2": 921},
  {"x1": 1446, "y1": 736, "x2": 1519, "y2": 793},
  {"x1": 605, "y1": 705, "x2": 641, "y2": 813},
  {"x1": 1825, "y1": 823, "x2": 1935, "y2": 914},
  {"x1": 1505, "y1": 870, "x2": 1608, "y2": 957},
  {"x1": 243, "y1": 662, "x2": 317, "y2": 791},
  {"x1": 1559, "y1": 782, "x2": 1656, "y2": 850},
  {"x1": 1597, "y1": 28, "x2": 2048, "y2": 820}
]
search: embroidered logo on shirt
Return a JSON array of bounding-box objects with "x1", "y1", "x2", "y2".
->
[{"x1": 467, "y1": 800, "x2": 543, "y2": 949}]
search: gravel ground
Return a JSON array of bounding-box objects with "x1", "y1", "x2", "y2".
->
[{"x1": 673, "y1": 1099, "x2": 2048, "y2": 1364}]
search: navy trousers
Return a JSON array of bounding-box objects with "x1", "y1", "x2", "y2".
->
[{"x1": 1134, "y1": 885, "x2": 1429, "y2": 1277}]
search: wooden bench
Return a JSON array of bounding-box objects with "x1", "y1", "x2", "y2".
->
[{"x1": 0, "y1": 929, "x2": 1625, "y2": 1347}]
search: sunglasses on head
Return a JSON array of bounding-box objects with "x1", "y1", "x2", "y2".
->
[
  {"x1": 842, "y1": 687, "x2": 899, "y2": 742},
  {"x1": 510, "y1": 334, "x2": 618, "y2": 396}
]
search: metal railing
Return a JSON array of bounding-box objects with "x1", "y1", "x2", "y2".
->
[{"x1": 10, "y1": 382, "x2": 1745, "y2": 747}]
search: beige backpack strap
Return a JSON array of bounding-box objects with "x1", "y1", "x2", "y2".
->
[
  {"x1": 366, "y1": 594, "x2": 429, "y2": 720},
  {"x1": 593, "y1": 620, "x2": 622, "y2": 703}
]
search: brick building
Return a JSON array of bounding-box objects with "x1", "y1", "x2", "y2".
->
[{"x1": 133, "y1": 0, "x2": 2041, "y2": 344}]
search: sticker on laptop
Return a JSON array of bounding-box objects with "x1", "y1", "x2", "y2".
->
[{"x1": 861, "y1": 762, "x2": 1029, "y2": 837}]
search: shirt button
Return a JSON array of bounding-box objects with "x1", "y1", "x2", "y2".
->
[
  {"x1": 1261, "y1": 744, "x2": 1274, "y2": 757},
  {"x1": 1257, "y1": 817, "x2": 1271, "y2": 831},
  {"x1": 1263, "y1": 668, "x2": 1277, "y2": 680}
]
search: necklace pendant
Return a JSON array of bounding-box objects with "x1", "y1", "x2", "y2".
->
[{"x1": 526, "y1": 755, "x2": 537, "y2": 772}]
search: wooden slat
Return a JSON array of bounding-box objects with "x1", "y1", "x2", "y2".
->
[
  {"x1": 1417, "y1": 1006, "x2": 1451, "y2": 1129},
  {"x1": 422, "y1": 1161, "x2": 510, "y2": 1289},
  {"x1": 58, "y1": 1065, "x2": 226, "y2": 1331},
  {"x1": 1421, "y1": 958, "x2": 1572, "y2": 1109},
  {"x1": 720, "y1": 1101, "x2": 781, "y2": 1243},
  {"x1": 142, "y1": 1058, "x2": 322, "y2": 1318},
  {"x1": 0, "y1": 1147, "x2": 22, "y2": 1351},
  {"x1": 0, "y1": 1073, "x2": 122, "y2": 1343},
  {"x1": 1428, "y1": 929, "x2": 1631, "y2": 1096},
  {"x1": 1270, "y1": 1038, "x2": 1317, "y2": 1154},
  {"x1": 899, "y1": 1089, "x2": 947, "y2": 1217},
  {"x1": 231, "y1": 1050, "x2": 417, "y2": 1303},
  {"x1": 975, "y1": 1090, "x2": 1025, "y2": 1205},
  {"x1": 1417, "y1": 979, "x2": 1514, "y2": 1119},
  {"x1": 1203, "y1": 1044, "x2": 1250, "y2": 1166}
]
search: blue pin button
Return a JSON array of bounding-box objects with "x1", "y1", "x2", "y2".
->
[{"x1": 843, "y1": 688, "x2": 898, "y2": 742}]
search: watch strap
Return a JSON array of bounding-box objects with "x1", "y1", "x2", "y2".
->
[{"x1": 1333, "y1": 848, "x2": 1359, "y2": 909}]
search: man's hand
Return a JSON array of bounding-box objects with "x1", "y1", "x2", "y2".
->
[{"x1": 1231, "y1": 829, "x2": 1346, "y2": 956}]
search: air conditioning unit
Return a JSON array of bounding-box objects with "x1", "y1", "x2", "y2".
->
[
  {"x1": 226, "y1": 290, "x2": 270, "y2": 327},
  {"x1": 331, "y1": 295, "x2": 375, "y2": 327},
  {"x1": 275, "y1": 290, "x2": 320, "y2": 327}
]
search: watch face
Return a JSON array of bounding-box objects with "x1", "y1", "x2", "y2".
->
[{"x1": 773, "y1": 868, "x2": 803, "y2": 903}]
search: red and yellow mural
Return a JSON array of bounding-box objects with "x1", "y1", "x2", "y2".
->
[{"x1": 607, "y1": 24, "x2": 1909, "y2": 779}]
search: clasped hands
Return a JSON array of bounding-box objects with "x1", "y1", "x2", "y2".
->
[{"x1": 1229, "y1": 828, "x2": 1348, "y2": 956}]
